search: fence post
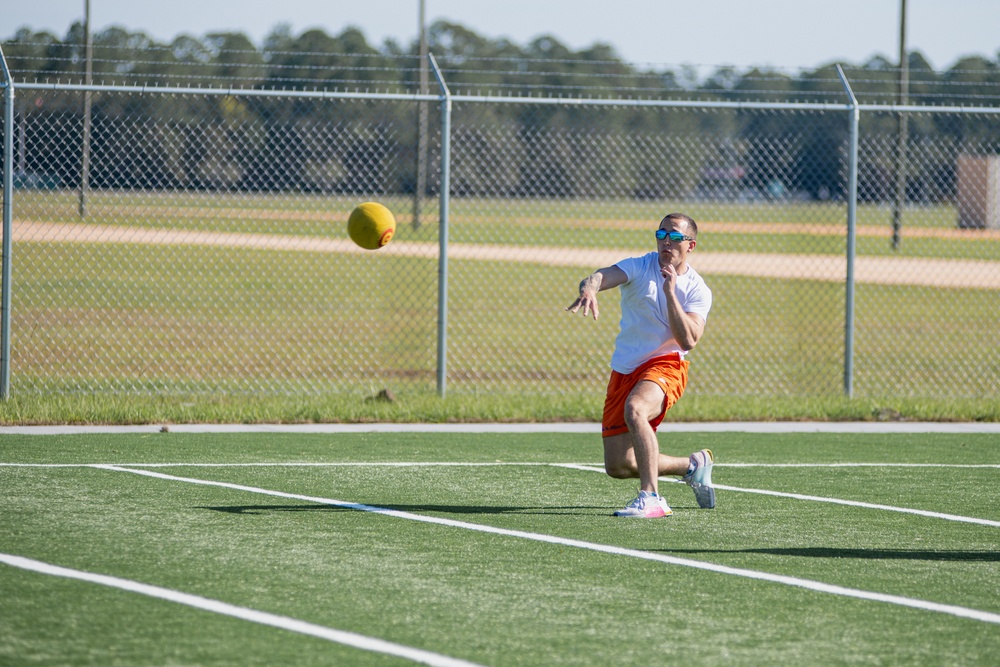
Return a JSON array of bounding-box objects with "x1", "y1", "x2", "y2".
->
[
  {"x1": 413, "y1": 0, "x2": 429, "y2": 231},
  {"x1": 79, "y1": 0, "x2": 93, "y2": 218},
  {"x1": 891, "y1": 0, "x2": 909, "y2": 250},
  {"x1": 836, "y1": 65, "x2": 859, "y2": 398},
  {"x1": 0, "y1": 45, "x2": 14, "y2": 400},
  {"x1": 429, "y1": 53, "x2": 451, "y2": 398}
]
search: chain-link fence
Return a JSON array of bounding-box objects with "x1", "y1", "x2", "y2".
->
[{"x1": 2, "y1": 69, "x2": 999, "y2": 400}]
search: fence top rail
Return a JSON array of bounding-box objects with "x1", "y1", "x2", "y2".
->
[
  {"x1": 12, "y1": 81, "x2": 438, "y2": 103},
  {"x1": 855, "y1": 102, "x2": 1000, "y2": 114},
  {"x1": 8, "y1": 80, "x2": 1000, "y2": 115},
  {"x1": 449, "y1": 94, "x2": 851, "y2": 112}
]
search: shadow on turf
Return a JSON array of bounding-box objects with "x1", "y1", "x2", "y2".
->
[
  {"x1": 198, "y1": 503, "x2": 605, "y2": 516},
  {"x1": 653, "y1": 547, "x2": 1000, "y2": 562}
]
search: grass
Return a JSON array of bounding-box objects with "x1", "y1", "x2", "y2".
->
[
  {"x1": 1, "y1": 390, "x2": 999, "y2": 425},
  {"x1": 6, "y1": 191, "x2": 999, "y2": 422},
  {"x1": 2, "y1": 429, "x2": 999, "y2": 665},
  {"x1": 5, "y1": 237, "x2": 999, "y2": 422},
  {"x1": 9, "y1": 190, "x2": 972, "y2": 227}
]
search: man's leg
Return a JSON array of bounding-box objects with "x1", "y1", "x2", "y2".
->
[
  {"x1": 603, "y1": 380, "x2": 689, "y2": 493},
  {"x1": 624, "y1": 381, "x2": 665, "y2": 495}
]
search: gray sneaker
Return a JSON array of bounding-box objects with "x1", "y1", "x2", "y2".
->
[{"x1": 683, "y1": 449, "x2": 716, "y2": 509}]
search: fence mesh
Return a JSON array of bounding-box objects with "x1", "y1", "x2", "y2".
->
[
  {"x1": 6, "y1": 92, "x2": 442, "y2": 395},
  {"x1": 2, "y1": 86, "x2": 999, "y2": 399}
]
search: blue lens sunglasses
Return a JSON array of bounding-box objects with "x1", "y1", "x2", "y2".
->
[{"x1": 655, "y1": 229, "x2": 694, "y2": 242}]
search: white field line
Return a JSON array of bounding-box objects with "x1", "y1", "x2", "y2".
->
[
  {"x1": 0, "y1": 553, "x2": 483, "y2": 667},
  {"x1": 6, "y1": 460, "x2": 997, "y2": 526},
  {"x1": 92, "y1": 464, "x2": 1000, "y2": 626},
  {"x1": 5, "y1": 460, "x2": 998, "y2": 526},
  {"x1": 555, "y1": 464, "x2": 1000, "y2": 528},
  {"x1": 3, "y1": 461, "x2": 998, "y2": 469},
  {"x1": 717, "y1": 463, "x2": 1000, "y2": 468},
  {"x1": 707, "y1": 483, "x2": 1000, "y2": 528},
  {"x1": 0, "y1": 462, "x2": 561, "y2": 468},
  {"x1": 4, "y1": 422, "x2": 1000, "y2": 435},
  {"x1": 0, "y1": 423, "x2": 602, "y2": 435}
]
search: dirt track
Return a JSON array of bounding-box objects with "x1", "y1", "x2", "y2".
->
[
  {"x1": 11, "y1": 220, "x2": 1000, "y2": 290},
  {"x1": 54, "y1": 203, "x2": 1000, "y2": 241}
]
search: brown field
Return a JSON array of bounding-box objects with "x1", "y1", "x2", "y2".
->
[{"x1": 12, "y1": 220, "x2": 1000, "y2": 290}]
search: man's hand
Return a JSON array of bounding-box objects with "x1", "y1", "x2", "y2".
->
[
  {"x1": 566, "y1": 272, "x2": 604, "y2": 320},
  {"x1": 566, "y1": 289, "x2": 600, "y2": 320},
  {"x1": 567, "y1": 267, "x2": 627, "y2": 321},
  {"x1": 661, "y1": 263, "x2": 678, "y2": 293}
]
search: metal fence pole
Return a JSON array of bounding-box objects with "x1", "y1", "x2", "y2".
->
[
  {"x1": 891, "y1": 0, "x2": 909, "y2": 250},
  {"x1": 837, "y1": 65, "x2": 859, "y2": 398},
  {"x1": 0, "y1": 45, "x2": 14, "y2": 399},
  {"x1": 413, "y1": 0, "x2": 428, "y2": 231},
  {"x1": 79, "y1": 0, "x2": 93, "y2": 218},
  {"x1": 429, "y1": 53, "x2": 451, "y2": 398}
]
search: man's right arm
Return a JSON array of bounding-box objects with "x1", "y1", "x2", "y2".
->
[{"x1": 565, "y1": 266, "x2": 627, "y2": 320}]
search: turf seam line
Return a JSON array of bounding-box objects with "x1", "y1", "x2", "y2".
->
[
  {"x1": 94, "y1": 464, "x2": 1000, "y2": 626},
  {"x1": 556, "y1": 464, "x2": 1000, "y2": 528},
  {"x1": 0, "y1": 553, "x2": 484, "y2": 667}
]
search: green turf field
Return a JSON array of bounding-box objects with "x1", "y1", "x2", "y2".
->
[{"x1": 2, "y1": 429, "x2": 998, "y2": 665}]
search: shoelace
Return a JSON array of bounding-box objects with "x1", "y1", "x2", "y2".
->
[
  {"x1": 683, "y1": 455, "x2": 702, "y2": 481},
  {"x1": 624, "y1": 494, "x2": 646, "y2": 509}
]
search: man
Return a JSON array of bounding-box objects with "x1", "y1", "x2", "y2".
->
[{"x1": 566, "y1": 212, "x2": 715, "y2": 518}]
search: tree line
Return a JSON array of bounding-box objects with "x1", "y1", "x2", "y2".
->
[{"x1": 3, "y1": 21, "x2": 999, "y2": 201}]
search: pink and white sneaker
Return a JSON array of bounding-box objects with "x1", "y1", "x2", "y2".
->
[{"x1": 613, "y1": 490, "x2": 673, "y2": 518}]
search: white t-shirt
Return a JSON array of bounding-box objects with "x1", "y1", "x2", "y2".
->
[{"x1": 610, "y1": 251, "x2": 713, "y2": 374}]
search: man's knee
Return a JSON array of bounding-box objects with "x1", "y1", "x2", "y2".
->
[
  {"x1": 623, "y1": 393, "x2": 659, "y2": 429},
  {"x1": 605, "y1": 459, "x2": 638, "y2": 479},
  {"x1": 623, "y1": 380, "x2": 665, "y2": 429},
  {"x1": 622, "y1": 401, "x2": 645, "y2": 428},
  {"x1": 603, "y1": 432, "x2": 639, "y2": 479}
]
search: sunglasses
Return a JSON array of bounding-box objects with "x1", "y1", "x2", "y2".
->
[{"x1": 655, "y1": 229, "x2": 694, "y2": 242}]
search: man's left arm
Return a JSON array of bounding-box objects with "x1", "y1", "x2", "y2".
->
[
  {"x1": 662, "y1": 265, "x2": 707, "y2": 351},
  {"x1": 667, "y1": 298, "x2": 705, "y2": 351}
]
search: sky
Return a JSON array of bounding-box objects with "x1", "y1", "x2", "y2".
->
[{"x1": 4, "y1": 0, "x2": 999, "y2": 73}]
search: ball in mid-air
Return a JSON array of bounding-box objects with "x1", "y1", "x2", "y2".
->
[{"x1": 347, "y1": 202, "x2": 396, "y2": 250}]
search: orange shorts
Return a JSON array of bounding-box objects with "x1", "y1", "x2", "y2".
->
[{"x1": 601, "y1": 354, "x2": 689, "y2": 438}]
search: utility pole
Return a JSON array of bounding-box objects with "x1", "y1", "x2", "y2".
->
[
  {"x1": 413, "y1": 0, "x2": 429, "y2": 230},
  {"x1": 79, "y1": 0, "x2": 93, "y2": 218},
  {"x1": 891, "y1": 0, "x2": 909, "y2": 250}
]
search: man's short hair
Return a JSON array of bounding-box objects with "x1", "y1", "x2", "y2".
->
[{"x1": 663, "y1": 212, "x2": 697, "y2": 238}]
